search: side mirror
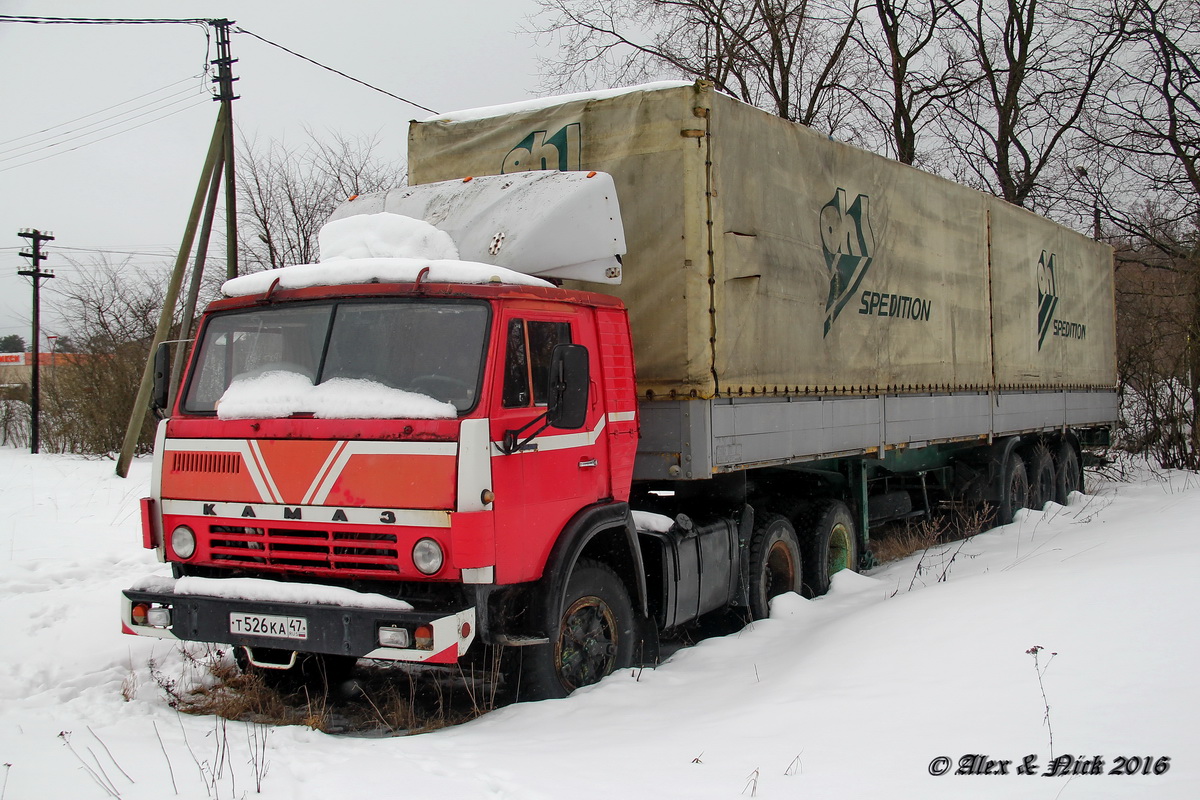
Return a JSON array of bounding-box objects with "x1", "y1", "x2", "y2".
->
[
  {"x1": 546, "y1": 344, "x2": 589, "y2": 429},
  {"x1": 151, "y1": 341, "x2": 171, "y2": 413}
]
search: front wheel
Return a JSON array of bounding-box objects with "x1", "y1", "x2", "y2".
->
[{"x1": 519, "y1": 560, "x2": 635, "y2": 700}]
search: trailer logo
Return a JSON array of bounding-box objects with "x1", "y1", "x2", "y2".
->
[
  {"x1": 502, "y1": 123, "x2": 582, "y2": 173},
  {"x1": 1036, "y1": 250, "x2": 1086, "y2": 349},
  {"x1": 1036, "y1": 251, "x2": 1059, "y2": 350},
  {"x1": 820, "y1": 188, "x2": 875, "y2": 337}
]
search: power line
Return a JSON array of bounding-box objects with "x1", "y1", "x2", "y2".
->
[
  {"x1": 56, "y1": 245, "x2": 179, "y2": 258},
  {"x1": 0, "y1": 15, "x2": 209, "y2": 25},
  {"x1": 2, "y1": 244, "x2": 179, "y2": 253},
  {"x1": 1, "y1": 15, "x2": 441, "y2": 115},
  {"x1": 0, "y1": 75, "x2": 204, "y2": 148},
  {"x1": 0, "y1": 78, "x2": 206, "y2": 150},
  {"x1": 0, "y1": 91, "x2": 209, "y2": 163},
  {"x1": 0, "y1": 16, "x2": 218, "y2": 173},
  {"x1": 0, "y1": 100, "x2": 211, "y2": 174},
  {"x1": 234, "y1": 26, "x2": 439, "y2": 114}
]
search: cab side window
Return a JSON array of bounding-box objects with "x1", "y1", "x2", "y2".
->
[{"x1": 502, "y1": 319, "x2": 572, "y2": 408}]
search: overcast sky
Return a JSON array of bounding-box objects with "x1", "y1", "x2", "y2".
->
[{"x1": 0, "y1": 0, "x2": 568, "y2": 343}]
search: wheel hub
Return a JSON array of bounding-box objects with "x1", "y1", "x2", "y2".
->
[
  {"x1": 828, "y1": 523, "x2": 850, "y2": 575},
  {"x1": 556, "y1": 595, "x2": 618, "y2": 691},
  {"x1": 764, "y1": 540, "x2": 797, "y2": 597}
]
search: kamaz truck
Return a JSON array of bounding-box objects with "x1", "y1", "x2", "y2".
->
[{"x1": 121, "y1": 82, "x2": 1116, "y2": 699}]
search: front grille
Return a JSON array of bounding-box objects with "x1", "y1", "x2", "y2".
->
[
  {"x1": 208, "y1": 525, "x2": 400, "y2": 573},
  {"x1": 172, "y1": 452, "x2": 241, "y2": 474}
]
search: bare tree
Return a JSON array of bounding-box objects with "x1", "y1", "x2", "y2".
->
[
  {"x1": 1079, "y1": 0, "x2": 1200, "y2": 467},
  {"x1": 936, "y1": 0, "x2": 1132, "y2": 210},
  {"x1": 41, "y1": 258, "x2": 175, "y2": 454},
  {"x1": 1084, "y1": 0, "x2": 1199, "y2": 255},
  {"x1": 237, "y1": 130, "x2": 406, "y2": 272},
  {"x1": 852, "y1": 0, "x2": 966, "y2": 164},
  {"x1": 532, "y1": 0, "x2": 867, "y2": 133}
]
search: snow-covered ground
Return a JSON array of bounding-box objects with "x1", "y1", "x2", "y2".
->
[{"x1": 1, "y1": 446, "x2": 1196, "y2": 799}]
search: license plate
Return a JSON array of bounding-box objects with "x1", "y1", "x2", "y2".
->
[{"x1": 229, "y1": 612, "x2": 308, "y2": 640}]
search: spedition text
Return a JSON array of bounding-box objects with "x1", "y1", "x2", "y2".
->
[
  {"x1": 858, "y1": 290, "x2": 932, "y2": 322},
  {"x1": 1053, "y1": 319, "x2": 1087, "y2": 340}
]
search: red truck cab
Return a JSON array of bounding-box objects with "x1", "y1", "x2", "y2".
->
[
  {"x1": 123, "y1": 172, "x2": 651, "y2": 697},
  {"x1": 124, "y1": 278, "x2": 643, "y2": 690}
]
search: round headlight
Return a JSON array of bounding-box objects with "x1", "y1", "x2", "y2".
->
[
  {"x1": 412, "y1": 538, "x2": 444, "y2": 575},
  {"x1": 171, "y1": 525, "x2": 196, "y2": 559}
]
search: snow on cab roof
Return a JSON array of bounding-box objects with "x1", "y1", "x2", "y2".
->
[
  {"x1": 421, "y1": 80, "x2": 695, "y2": 123},
  {"x1": 221, "y1": 257, "x2": 552, "y2": 298}
]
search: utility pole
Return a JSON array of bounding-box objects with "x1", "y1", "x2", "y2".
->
[
  {"x1": 17, "y1": 228, "x2": 55, "y2": 454},
  {"x1": 115, "y1": 108, "x2": 226, "y2": 478},
  {"x1": 211, "y1": 18, "x2": 239, "y2": 279},
  {"x1": 116, "y1": 19, "x2": 240, "y2": 478}
]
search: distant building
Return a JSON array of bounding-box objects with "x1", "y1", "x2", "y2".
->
[{"x1": 0, "y1": 352, "x2": 85, "y2": 387}]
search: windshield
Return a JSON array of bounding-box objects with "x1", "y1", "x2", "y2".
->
[{"x1": 182, "y1": 299, "x2": 490, "y2": 416}]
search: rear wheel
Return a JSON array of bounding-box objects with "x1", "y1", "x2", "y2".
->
[
  {"x1": 1054, "y1": 441, "x2": 1082, "y2": 504},
  {"x1": 802, "y1": 500, "x2": 859, "y2": 598},
  {"x1": 747, "y1": 514, "x2": 803, "y2": 619},
  {"x1": 1026, "y1": 444, "x2": 1056, "y2": 509},
  {"x1": 519, "y1": 560, "x2": 635, "y2": 700},
  {"x1": 996, "y1": 447, "x2": 1031, "y2": 525}
]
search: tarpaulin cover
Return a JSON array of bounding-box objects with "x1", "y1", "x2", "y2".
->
[{"x1": 409, "y1": 82, "x2": 1116, "y2": 398}]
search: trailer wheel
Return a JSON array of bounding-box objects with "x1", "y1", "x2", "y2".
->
[
  {"x1": 1027, "y1": 444, "x2": 1056, "y2": 510},
  {"x1": 747, "y1": 514, "x2": 803, "y2": 619},
  {"x1": 997, "y1": 449, "x2": 1031, "y2": 525},
  {"x1": 520, "y1": 559, "x2": 635, "y2": 699},
  {"x1": 1054, "y1": 441, "x2": 1082, "y2": 504},
  {"x1": 802, "y1": 500, "x2": 858, "y2": 598}
]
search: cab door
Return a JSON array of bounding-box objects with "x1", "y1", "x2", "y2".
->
[{"x1": 488, "y1": 306, "x2": 609, "y2": 582}]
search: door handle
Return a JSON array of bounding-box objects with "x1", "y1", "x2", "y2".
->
[{"x1": 578, "y1": 458, "x2": 598, "y2": 468}]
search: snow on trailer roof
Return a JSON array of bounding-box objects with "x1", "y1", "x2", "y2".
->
[{"x1": 421, "y1": 80, "x2": 695, "y2": 123}]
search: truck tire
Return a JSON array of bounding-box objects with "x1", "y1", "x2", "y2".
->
[
  {"x1": 520, "y1": 560, "x2": 635, "y2": 700},
  {"x1": 1026, "y1": 443, "x2": 1056, "y2": 510},
  {"x1": 996, "y1": 448, "x2": 1031, "y2": 525},
  {"x1": 1054, "y1": 441, "x2": 1082, "y2": 504},
  {"x1": 747, "y1": 514, "x2": 803, "y2": 619},
  {"x1": 802, "y1": 500, "x2": 859, "y2": 598}
]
